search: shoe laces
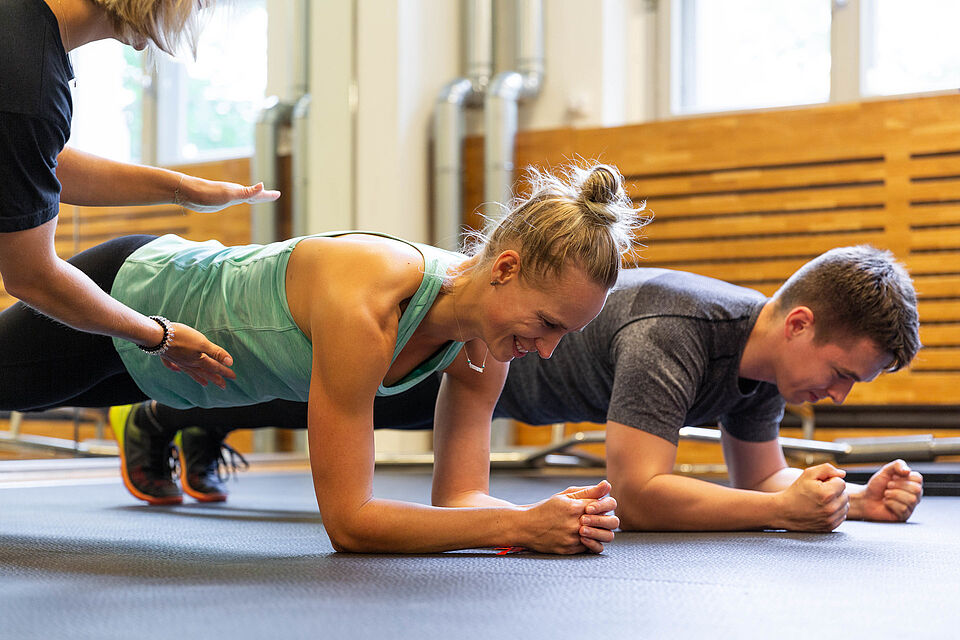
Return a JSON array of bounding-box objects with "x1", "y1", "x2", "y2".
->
[
  {"x1": 168, "y1": 443, "x2": 181, "y2": 481},
  {"x1": 211, "y1": 443, "x2": 250, "y2": 483},
  {"x1": 137, "y1": 442, "x2": 179, "y2": 487}
]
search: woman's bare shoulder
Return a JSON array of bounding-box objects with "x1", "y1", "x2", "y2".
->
[{"x1": 287, "y1": 235, "x2": 427, "y2": 329}]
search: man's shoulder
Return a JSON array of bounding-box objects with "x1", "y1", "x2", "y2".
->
[{"x1": 611, "y1": 268, "x2": 766, "y2": 323}]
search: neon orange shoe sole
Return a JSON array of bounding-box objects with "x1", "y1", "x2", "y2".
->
[
  {"x1": 109, "y1": 404, "x2": 183, "y2": 506},
  {"x1": 175, "y1": 431, "x2": 227, "y2": 503}
]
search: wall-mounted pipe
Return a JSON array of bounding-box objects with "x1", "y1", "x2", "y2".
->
[
  {"x1": 251, "y1": 97, "x2": 293, "y2": 244},
  {"x1": 431, "y1": 0, "x2": 493, "y2": 251},
  {"x1": 483, "y1": 0, "x2": 544, "y2": 216},
  {"x1": 291, "y1": 93, "x2": 312, "y2": 238},
  {"x1": 253, "y1": 0, "x2": 310, "y2": 246}
]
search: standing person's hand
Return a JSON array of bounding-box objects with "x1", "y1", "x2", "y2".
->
[
  {"x1": 174, "y1": 175, "x2": 281, "y2": 213},
  {"x1": 772, "y1": 463, "x2": 849, "y2": 532},
  {"x1": 157, "y1": 322, "x2": 236, "y2": 389}
]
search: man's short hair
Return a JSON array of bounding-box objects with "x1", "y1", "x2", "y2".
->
[{"x1": 772, "y1": 245, "x2": 920, "y2": 372}]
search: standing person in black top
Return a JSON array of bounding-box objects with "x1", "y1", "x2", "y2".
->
[
  {"x1": 0, "y1": 0, "x2": 279, "y2": 386},
  {"x1": 123, "y1": 246, "x2": 925, "y2": 534}
]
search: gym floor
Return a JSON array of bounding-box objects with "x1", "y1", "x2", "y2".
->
[{"x1": 1, "y1": 461, "x2": 958, "y2": 640}]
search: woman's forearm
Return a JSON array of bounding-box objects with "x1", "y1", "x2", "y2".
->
[
  {"x1": 433, "y1": 488, "x2": 517, "y2": 509},
  {"x1": 324, "y1": 497, "x2": 526, "y2": 554},
  {"x1": 14, "y1": 255, "x2": 164, "y2": 345},
  {"x1": 56, "y1": 146, "x2": 181, "y2": 207}
]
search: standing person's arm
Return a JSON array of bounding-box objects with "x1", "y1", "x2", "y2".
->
[
  {"x1": 0, "y1": 219, "x2": 234, "y2": 387},
  {"x1": 56, "y1": 147, "x2": 280, "y2": 211}
]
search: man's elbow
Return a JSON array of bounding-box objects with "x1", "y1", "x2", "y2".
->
[
  {"x1": 615, "y1": 501, "x2": 652, "y2": 532},
  {"x1": 613, "y1": 481, "x2": 671, "y2": 531}
]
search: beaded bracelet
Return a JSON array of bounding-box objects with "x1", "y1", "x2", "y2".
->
[{"x1": 138, "y1": 316, "x2": 175, "y2": 356}]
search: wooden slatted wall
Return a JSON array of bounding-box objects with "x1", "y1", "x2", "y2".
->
[{"x1": 464, "y1": 94, "x2": 960, "y2": 405}]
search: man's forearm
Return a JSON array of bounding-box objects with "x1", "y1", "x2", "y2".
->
[
  {"x1": 617, "y1": 473, "x2": 784, "y2": 532},
  {"x1": 56, "y1": 147, "x2": 180, "y2": 207},
  {"x1": 751, "y1": 466, "x2": 802, "y2": 493}
]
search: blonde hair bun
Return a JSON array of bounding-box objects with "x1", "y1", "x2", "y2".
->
[
  {"x1": 467, "y1": 160, "x2": 650, "y2": 289},
  {"x1": 576, "y1": 164, "x2": 629, "y2": 225}
]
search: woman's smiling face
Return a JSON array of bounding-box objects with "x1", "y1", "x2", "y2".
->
[{"x1": 479, "y1": 261, "x2": 609, "y2": 363}]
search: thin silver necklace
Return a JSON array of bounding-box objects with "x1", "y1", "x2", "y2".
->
[{"x1": 453, "y1": 290, "x2": 488, "y2": 374}]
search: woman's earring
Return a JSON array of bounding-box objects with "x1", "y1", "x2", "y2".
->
[{"x1": 489, "y1": 280, "x2": 499, "y2": 286}]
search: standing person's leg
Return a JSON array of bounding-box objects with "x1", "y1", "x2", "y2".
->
[
  {"x1": 0, "y1": 235, "x2": 156, "y2": 411},
  {"x1": 0, "y1": 234, "x2": 181, "y2": 504},
  {"x1": 3, "y1": 233, "x2": 186, "y2": 506}
]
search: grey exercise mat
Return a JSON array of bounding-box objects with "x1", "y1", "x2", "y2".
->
[{"x1": 1, "y1": 469, "x2": 957, "y2": 640}]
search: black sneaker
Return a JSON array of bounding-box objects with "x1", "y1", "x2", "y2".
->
[
  {"x1": 109, "y1": 404, "x2": 182, "y2": 506},
  {"x1": 176, "y1": 426, "x2": 249, "y2": 503}
]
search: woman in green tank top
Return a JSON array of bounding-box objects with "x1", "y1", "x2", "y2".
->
[{"x1": 0, "y1": 162, "x2": 649, "y2": 555}]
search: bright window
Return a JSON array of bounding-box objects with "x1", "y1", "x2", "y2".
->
[
  {"x1": 861, "y1": 0, "x2": 960, "y2": 97},
  {"x1": 157, "y1": 0, "x2": 268, "y2": 164},
  {"x1": 68, "y1": 41, "x2": 145, "y2": 163},
  {"x1": 674, "y1": 0, "x2": 831, "y2": 115},
  {"x1": 68, "y1": 0, "x2": 267, "y2": 165}
]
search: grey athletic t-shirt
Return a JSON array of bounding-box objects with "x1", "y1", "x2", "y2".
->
[{"x1": 495, "y1": 268, "x2": 785, "y2": 444}]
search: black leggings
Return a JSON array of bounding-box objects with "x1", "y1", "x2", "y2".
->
[
  {"x1": 0, "y1": 235, "x2": 156, "y2": 411},
  {"x1": 152, "y1": 372, "x2": 444, "y2": 436}
]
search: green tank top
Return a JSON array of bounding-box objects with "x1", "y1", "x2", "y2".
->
[{"x1": 111, "y1": 231, "x2": 465, "y2": 409}]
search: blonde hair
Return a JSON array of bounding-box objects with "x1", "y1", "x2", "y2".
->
[
  {"x1": 468, "y1": 162, "x2": 649, "y2": 289},
  {"x1": 95, "y1": 0, "x2": 212, "y2": 57}
]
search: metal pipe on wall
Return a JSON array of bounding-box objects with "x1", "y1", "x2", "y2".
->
[
  {"x1": 291, "y1": 93, "x2": 312, "y2": 238},
  {"x1": 252, "y1": 0, "x2": 310, "y2": 245},
  {"x1": 483, "y1": 0, "x2": 544, "y2": 451},
  {"x1": 431, "y1": 0, "x2": 493, "y2": 251},
  {"x1": 251, "y1": 97, "x2": 293, "y2": 245},
  {"x1": 483, "y1": 0, "x2": 544, "y2": 216}
]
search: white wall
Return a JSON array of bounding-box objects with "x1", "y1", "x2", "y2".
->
[
  {"x1": 267, "y1": 0, "x2": 653, "y2": 239},
  {"x1": 355, "y1": 0, "x2": 461, "y2": 242}
]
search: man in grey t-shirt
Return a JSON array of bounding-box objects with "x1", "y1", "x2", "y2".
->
[
  {"x1": 494, "y1": 267, "x2": 786, "y2": 445},
  {"x1": 124, "y1": 246, "x2": 925, "y2": 532}
]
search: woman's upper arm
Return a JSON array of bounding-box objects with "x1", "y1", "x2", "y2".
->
[
  {"x1": 430, "y1": 352, "x2": 508, "y2": 503},
  {"x1": 302, "y1": 287, "x2": 394, "y2": 533}
]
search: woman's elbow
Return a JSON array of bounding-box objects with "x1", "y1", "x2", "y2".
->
[
  {"x1": 1, "y1": 272, "x2": 36, "y2": 304},
  {"x1": 324, "y1": 520, "x2": 369, "y2": 553},
  {"x1": 1, "y1": 261, "x2": 57, "y2": 305}
]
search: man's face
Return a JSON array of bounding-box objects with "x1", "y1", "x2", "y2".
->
[{"x1": 775, "y1": 333, "x2": 892, "y2": 405}]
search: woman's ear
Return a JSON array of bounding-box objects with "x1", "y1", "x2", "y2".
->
[{"x1": 489, "y1": 250, "x2": 521, "y2": 285}]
